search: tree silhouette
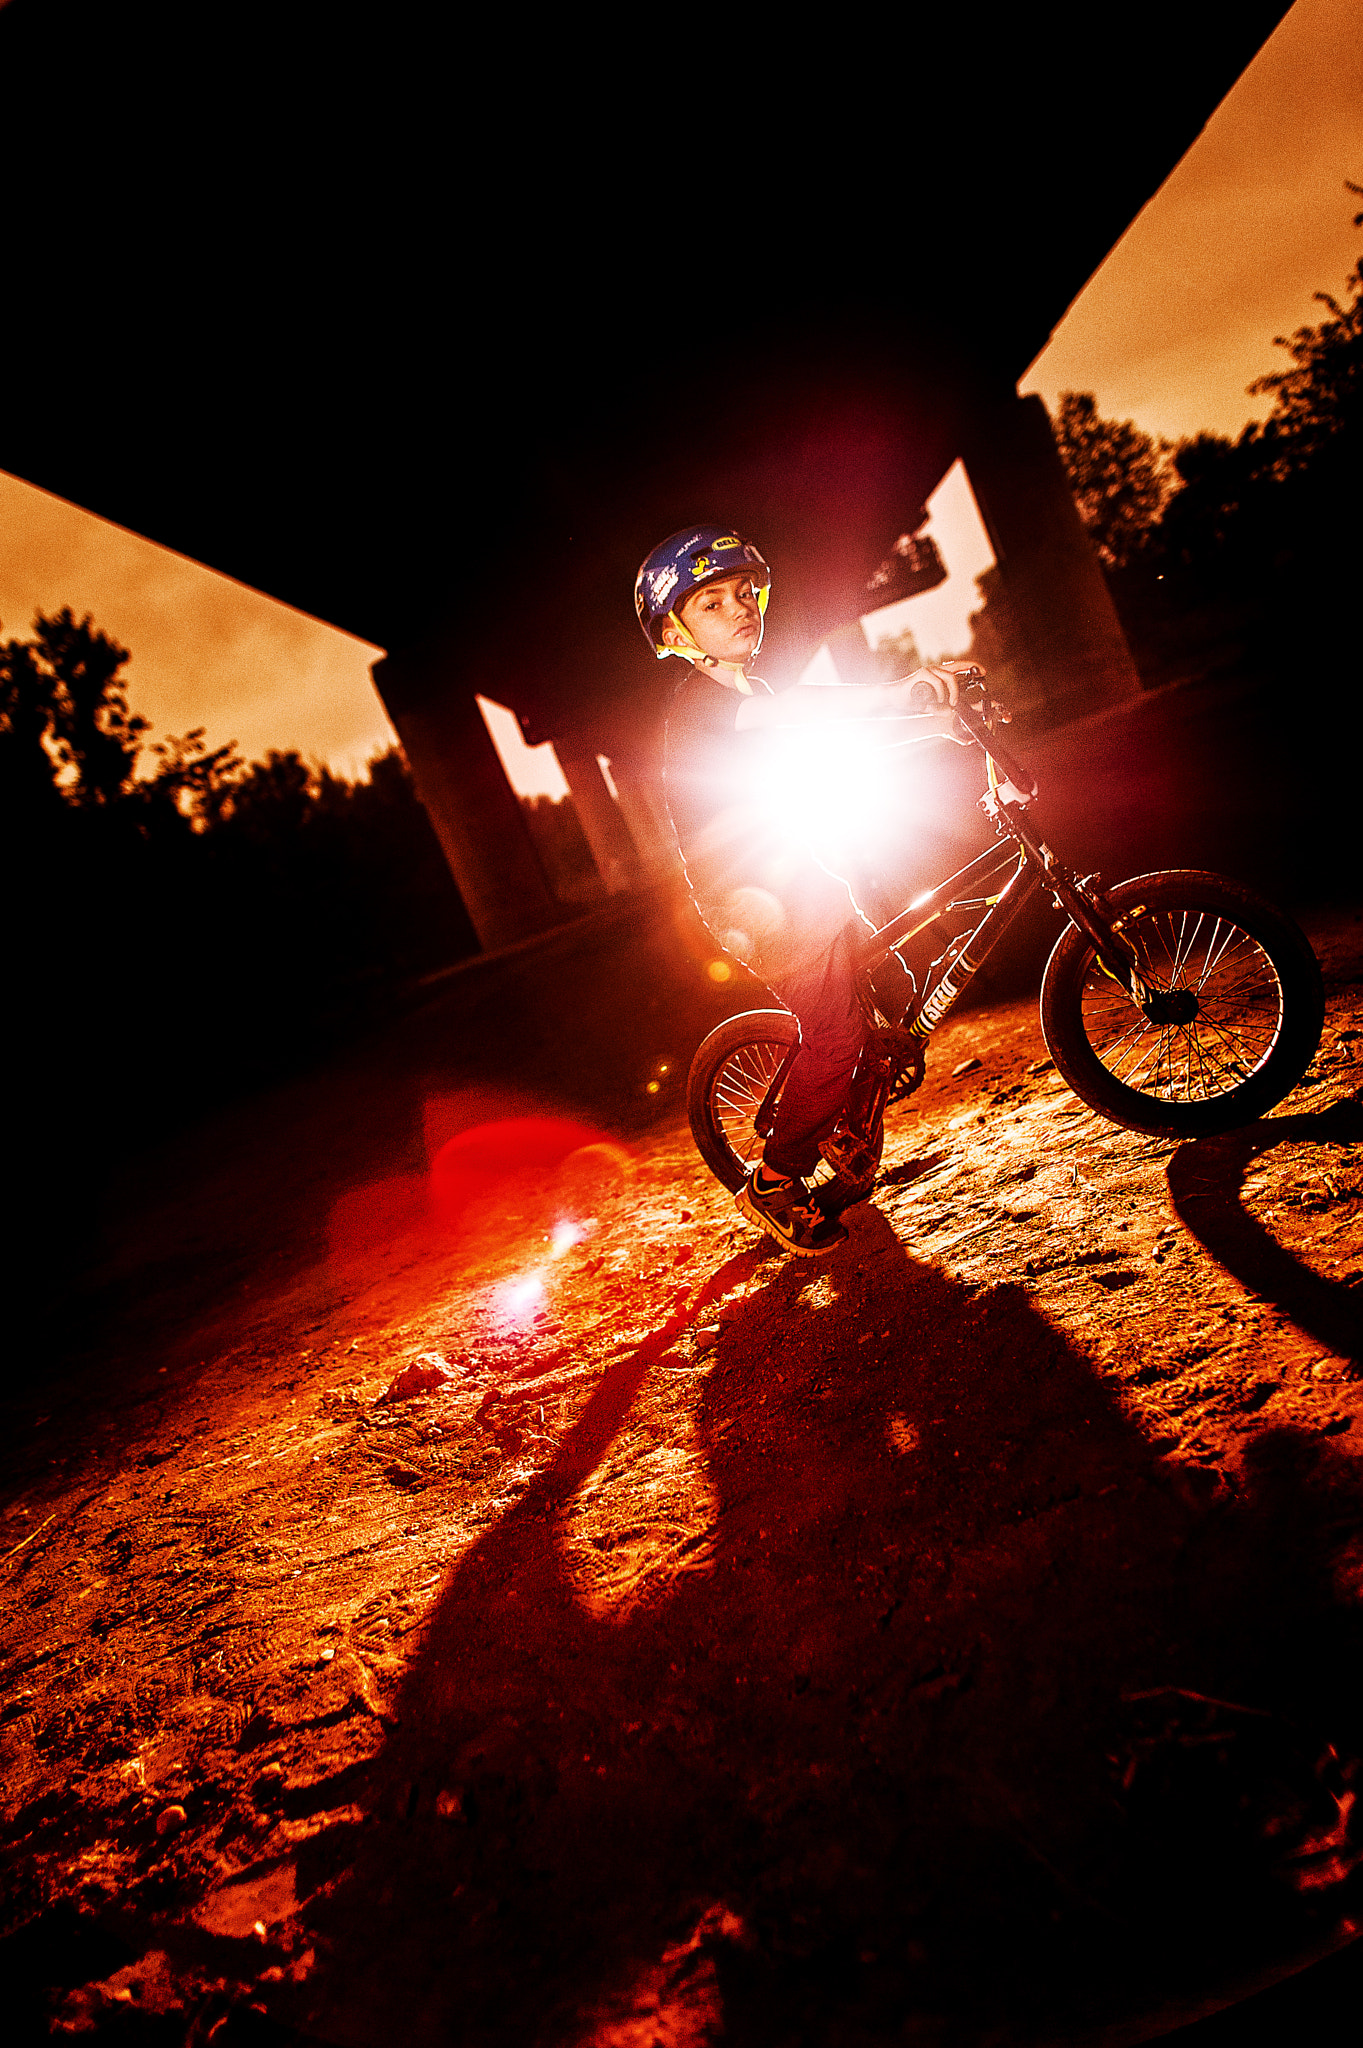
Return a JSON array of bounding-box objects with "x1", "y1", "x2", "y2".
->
[
  {"x1": 3, "y1": 608, "x2": 481, "y2": 1329},
  {"x1": 1051, "y1": 392, "x2": 1171, "y2": 568},
  {"x1": 1035, "y1": 187, "x2": 1362, "y2": 687},
  {"x1": 1154, "y1": 235, "x2": 1362, "y2": 583},
  {"x1": 1249, "y1": 182, "x2": 1363, "y2": 474},
  {"x1": 137, "y1": 726, "x2": 243, "y2": 837},
  {"x1": 221, "y1": 747, "x2": 316, "y2": 840},
  {"x1": 0, "y1": 631, "x2": 65, "y2": 822},
  {"x1": 34, "y1": 609, "x2": 147, "y2": 807},
  {"x1": 0, "y1": 609, "x2": 244, "y2": 844}
]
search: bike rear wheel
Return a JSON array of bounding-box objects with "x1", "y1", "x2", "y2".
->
[
  {"x1": 1039, "y1": 870, "x2": 1323, "y2": 1138},
  {"x1": 687, "y1": 1009, "x2": 883, "y2": 1208}
]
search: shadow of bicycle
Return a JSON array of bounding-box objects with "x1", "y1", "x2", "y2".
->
[{"x1": 1167, "y1": 1094, "x2": 1363, "y2": 1366}]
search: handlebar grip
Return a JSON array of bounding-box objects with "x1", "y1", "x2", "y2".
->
[{"x1": 907, "y1": 679, "x2": 943, "y2": 711}]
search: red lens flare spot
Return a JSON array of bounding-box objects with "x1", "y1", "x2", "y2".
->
[
  {"x1": 548, "y1": 1139, "x2": 632, "y2": 1230},
  {"x1": 326, "y1": 1111, "x2": 630, "y2": 1303},
  {"x1": 429, "y1": 1117, "x2": 614, "y2": 1228}
]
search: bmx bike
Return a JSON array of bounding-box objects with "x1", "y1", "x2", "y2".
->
[{"x1": 687, "y1": 672, "x2": 1325, "y2": 1215}]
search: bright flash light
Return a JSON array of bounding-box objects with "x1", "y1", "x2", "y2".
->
[
  {"x1": 646, "y1": 1080, "x2": 660, "y2": 1094},
  {"x1": 707, "y1": 959, "x2": 732, "y2": 983},
  {"x1": 549, "y1": 1221, "x2": 583, "y2": 1257},
  {"x1": 494, "y1": 1271, "x2": 545, "y2": 1321},
  {"x1": 751, "y1": 725, "x2": 897, "y2": 860}
]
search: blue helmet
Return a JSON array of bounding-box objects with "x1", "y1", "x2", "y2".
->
[{"x1": 634, "y1": 525, "x2": 771, "y2": 659}]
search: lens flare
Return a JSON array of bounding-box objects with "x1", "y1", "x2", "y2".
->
[
  {"x1": 429, "y1": 1116, "x2": 617, "y2": 1229},
  {"x1": 551, "y1": 1141, "x2": 633, "y2": 1239},
  {"x1": 494, "y1": 1271, "x2": 546, "y2": 1322},
  {"x1": 751, "y1": 724, "x2": 898, "y2": 862}
]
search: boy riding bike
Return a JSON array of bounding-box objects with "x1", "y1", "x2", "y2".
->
[{"x1": 635, "y1": 524, "x2": 977, "y2": 1257}]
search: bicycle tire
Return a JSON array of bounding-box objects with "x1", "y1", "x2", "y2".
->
[
  {"x1": 686, "y1": 1009, "x2": 884, "y2": 1205},
  {"x1": 1039, "y1": 870, "x2": 1323, "y2": 1138}
]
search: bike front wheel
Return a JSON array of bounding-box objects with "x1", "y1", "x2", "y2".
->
[
  {"x1": 1039, "y1": 870, "x2": 1323, "y2": 1138},
  {"x1": 686, "y1": 1009, "x2": 883, "y2": 1207}
]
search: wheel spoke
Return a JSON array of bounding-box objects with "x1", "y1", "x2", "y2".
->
[
  {"x1": 1079, "y1": 904, "x2": 1284, "y2": 1103},
  {"x1": 714, "y1": 1039, "x2": 787, "y2": 1159},
  {"x1": 1164, "y1": 909, "x2": 1203, "y2": 986},
  {"x1": 1195, "y1": 917, "x2": 1243, "y2": 987}
]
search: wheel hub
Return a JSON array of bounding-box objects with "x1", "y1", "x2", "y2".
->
[{"x1": 1141, "y1": 986, "x2": 1201, "y2": 1026}]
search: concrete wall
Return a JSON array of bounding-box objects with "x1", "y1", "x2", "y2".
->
[
  {"x1": 555, "y1": 740, "x2": 639, "y2": 895},
  {"x1": 372, "y1": 645, "x2": 571, "y2": 954},
  {"x1": 962, "y1": 394, "x2": 1142, "y2": 729}
]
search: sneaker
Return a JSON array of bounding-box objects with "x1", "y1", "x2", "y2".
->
[
  {"x1": 811, "y1": 1169, "x2": 876, "y2": 1220},
  {"x1": 737, "y1": 1169, "x2": 848, "y2": 1257}
]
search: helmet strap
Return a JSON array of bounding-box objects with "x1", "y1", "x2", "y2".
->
[{"x1": 661, "y1": 610, "x2": 755, "y2": 693}]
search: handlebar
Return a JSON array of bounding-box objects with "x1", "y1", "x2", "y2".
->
[
  {"x1": 901, "y1": 670, "x2": 1036, "y2": 800},
  {"x1": 905, "y1": 666, "x2": 989, "y2": 714}
]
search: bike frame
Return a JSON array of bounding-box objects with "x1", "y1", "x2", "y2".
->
[
  {"x1": 867, "y1": 697, "x2": 1147, "y2": 1032},
  {"x1": 750, "y1": 692, "x2": 1145, "y2": 1147}
]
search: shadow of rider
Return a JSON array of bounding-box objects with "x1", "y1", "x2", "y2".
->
[{"x1": 292, "y1": 1201, "x2": 1363, "y2": 2048}]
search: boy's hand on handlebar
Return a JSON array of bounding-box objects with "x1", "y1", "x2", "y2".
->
[{"x1": 892, "y1": 660, "x2": 984, "y2": 713}]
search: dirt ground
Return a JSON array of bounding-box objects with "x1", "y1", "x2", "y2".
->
[{"x1": 3, "y1": 890, "x2": 1363, "y2": 2047}]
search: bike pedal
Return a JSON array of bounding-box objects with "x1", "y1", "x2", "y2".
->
[{"x1": 819, "y1": 1129, "x2": 879, "y2": 1181}]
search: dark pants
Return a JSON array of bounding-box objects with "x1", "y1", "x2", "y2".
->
[
  {"x1": 761, "y1": 922, "x2": 867, "y2": 1179},
  {"x1": 689, "y1": 851, "x2": 869, "y2": 1182}
]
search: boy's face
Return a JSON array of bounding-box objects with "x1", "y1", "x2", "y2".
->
[{"x1": 671, "y1": 572, "x2": 764, "y2": 663}]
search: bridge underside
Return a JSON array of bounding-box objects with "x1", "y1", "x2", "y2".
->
[
  {"x1": 1, "y1": 5, "x2": 1293, "y2": 948},
  {"x1": 375, "y1": 385, "x2": 1143, "y2": 948}
]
